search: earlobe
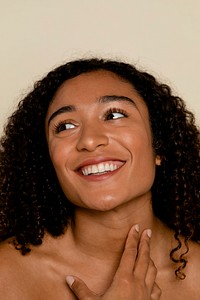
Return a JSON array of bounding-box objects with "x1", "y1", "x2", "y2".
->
[{"x1": 155, "y1": 155, "x2": 161, "y2": 166}]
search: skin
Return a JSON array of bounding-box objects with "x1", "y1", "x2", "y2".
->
[
  {"x1": 0, "y1": 71, "x2": 200, "y2": 299},
  {"x1": 46, "y1": 71, "x2": 158, "y2": 213}
]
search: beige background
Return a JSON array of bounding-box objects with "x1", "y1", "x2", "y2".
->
[{"x1": 0, "y1": 0, "x2": 199, "y2": 132}]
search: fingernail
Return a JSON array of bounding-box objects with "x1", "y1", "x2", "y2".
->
[
  {"x1": 146, "y1": 229, "x2": 152, "y2": 238},
  {"x1": 66, "y1": 275, "x2": 75, "y2": 287},
  {"x1": 134, "y1": 224, "x2": 140, "y2": 233}
]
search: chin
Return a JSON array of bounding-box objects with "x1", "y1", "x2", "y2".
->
[{"x1": 86, "y1": 196, "x2": 127, "y2": 212}]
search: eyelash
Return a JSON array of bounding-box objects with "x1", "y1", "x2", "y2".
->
[
  {"x1": 53, "y1": 120, "x2": 75, "y2": 134},
  {"x1": 104, "y1": 107, "x2": 129, "y2": 120},
  {"x1": 53, "y1": 107, "x2": 129, "y2": 134}
]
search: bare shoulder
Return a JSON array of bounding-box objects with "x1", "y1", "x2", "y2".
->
[
  {"x1": 0, "y1": 239, "x2": 48, "y2": 299},
  {"x1": 0, "y1": 237, "x2": 74, "y2": 300},
  {"x1": 185, "y1": 240, "x2": 200, "y2": 297},
  {"x1": 187, "y1": 240, "x2": 200, "y2": 277},
  {"x1": 0, "y1": 239, "x2": 28, "y2": 299},
  {"x1": 156, "y1": 239, "x2": 200, "y2": 300},
  {"x1": 0, "y1": 239, "x2": 23, "y2": 276}
]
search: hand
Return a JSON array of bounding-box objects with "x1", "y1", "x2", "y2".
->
[{"x1": 66, "y1": 225, "x2": 161, "y2": 299}]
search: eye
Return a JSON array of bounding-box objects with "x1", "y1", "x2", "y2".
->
[
  {"x1": 54, "y1": 121, "x2": 76, "y2": 133},
  {"x1": 105, "y1": 108, "x2": 128, "y2": 120}
]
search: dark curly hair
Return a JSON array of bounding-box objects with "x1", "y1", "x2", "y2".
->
[{"x1": 0, "y1": 58, "x2": 199, "y2": 279}]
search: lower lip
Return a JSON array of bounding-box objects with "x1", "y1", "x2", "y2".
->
[{"x1": 77, "y1": 165, "x2": 124, "y2": 182}]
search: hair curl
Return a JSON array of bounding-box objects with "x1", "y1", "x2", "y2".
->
[{"x1": 0, "y1": 58, "x2": 199, "y2": 278}]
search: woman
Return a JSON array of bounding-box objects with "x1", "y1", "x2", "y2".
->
[{"x1": 0, "y1": 58, "x2": 199, "y2": 299}]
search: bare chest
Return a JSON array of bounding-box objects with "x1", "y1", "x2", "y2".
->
[{"x1": 16, "y1": 272, "x2": 76, "y2": 300}]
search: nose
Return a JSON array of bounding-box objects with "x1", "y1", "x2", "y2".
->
[{"x1": 76, "y1": 123, "x2": 109, "y2": 152}]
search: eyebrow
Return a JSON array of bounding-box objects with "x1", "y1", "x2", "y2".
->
[
  {"x1": 47, "y1": 105, "x2": 76, "y2": 126},
  {"x1": 99, "y1": 95, "x2": 136, "y2": 106},
  {"x1": 47, "y1": 95, "x2": 137, "y2": 126}
]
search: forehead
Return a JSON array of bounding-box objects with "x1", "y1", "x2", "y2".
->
[
  {"x1": 45, "y1": 70, "x2": 152, "y2": 139},
  {"x1": 48, "y1": 70, "x2": 146, "y2": 110}
]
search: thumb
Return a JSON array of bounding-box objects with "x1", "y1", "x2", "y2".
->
[{"x1": 66, "y1": 275, "x2": 99, "y2": 300}]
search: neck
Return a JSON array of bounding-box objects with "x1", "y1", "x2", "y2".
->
[
  {"x1": 70, "y1": 194, "x2": 170, "y2": 264},
  {"x1": 42, "y1": 194, "x2": 174, "y2": 292}
]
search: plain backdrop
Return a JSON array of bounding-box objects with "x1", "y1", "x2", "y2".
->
[{"x1": 0, "y1": 0, "x2": 200, "y2": 132}]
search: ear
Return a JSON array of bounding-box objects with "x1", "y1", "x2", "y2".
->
[{"x1": 155, "y1": 155, "x2": 161, "y2": 166}]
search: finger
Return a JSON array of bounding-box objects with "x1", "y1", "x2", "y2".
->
[
  {"x1": 66, "y1": 275, "x2": 99, "y2": 300},
  {"x1": 133, "y1": 229, "x2": 152, "y2": 279},
  {"x1": 116, "y1": 224, "x2": 140, "y2": 276},
  {"x1": 151, "y1": 283, "x2": 162, "y2": 300},
  {"x1": 145, "y1": 259, "x2": 157, "y2": 291}
]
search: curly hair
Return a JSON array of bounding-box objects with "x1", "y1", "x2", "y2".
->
[{"x1": 0, "y1": 58, "x2": 199, "y2": 279}]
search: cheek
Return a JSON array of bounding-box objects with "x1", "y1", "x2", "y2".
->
[
  {"x1": 48, "y1": 145, "x2": 60, "y2": 170},
  {"x1": 50, "y1": 145, "x2": 76, "y2": 197},
  {"x1": 48, "y1": 140, "x2": 79, "y2": 197},
  {"x1": 48, "y1": 140, "x2": 70, "y2": 173},
  {"x1": 121, "y1": 125, "x2": 153, "y2": 154},
  {"x1": 124, "y1": 128, "x2": 156, "y2": 175}
]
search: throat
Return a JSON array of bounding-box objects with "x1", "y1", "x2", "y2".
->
[{"x1": 70, "y1": 207, "x2": 145, "y2": 261}]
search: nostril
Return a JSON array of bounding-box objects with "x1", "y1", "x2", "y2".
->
[{"x1": 76, "y1": 130, "x2": 109, "y2": 152}]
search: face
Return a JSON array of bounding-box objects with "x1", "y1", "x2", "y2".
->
[{"x1": 45, "y1": 71, "x2": 159, "y2": 211}]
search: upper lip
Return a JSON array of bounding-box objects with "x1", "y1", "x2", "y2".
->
[{"x1": 75, "y1": 157, "x2": 126, "y2": 172}]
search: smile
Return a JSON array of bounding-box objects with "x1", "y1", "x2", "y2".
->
[{"x1": 81, "y1": 162, "x2": 123, "y2": 176}]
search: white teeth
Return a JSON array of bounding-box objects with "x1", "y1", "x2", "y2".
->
[
  {"x1": 92, "y1": 165, "x2": 98, "y2": 174},
  {"x1": 105, "y1": 163, "x2": 110, "y2": 171},
  {"x1": 81, "y1": 162, "x2": 120, "y2": 176},
  {"x1": 98, "y1": 163, "x2": 105, "y2": 173}
]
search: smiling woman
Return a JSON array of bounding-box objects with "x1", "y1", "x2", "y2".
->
[
  {"x1": 46, "y1": 71, "x2": 156, "y2": 212},
  {"x1": 0, "y1": 58, "x2": 199, "y2": 300}
]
